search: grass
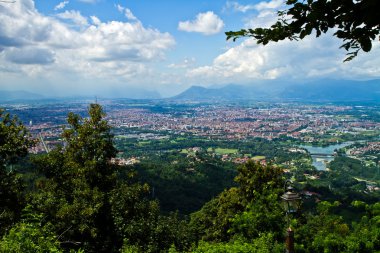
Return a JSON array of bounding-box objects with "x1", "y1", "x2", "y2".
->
[
  {"x1": 138, "y1": 141, "x2": 151, "y2": 146},
  {"x1": 180, "y1": 149, "x2": 189, "y2": 154},
  {"x1": 115, "y1": 135, "x2": 129, "y2": 139},
  {"x1": 252, "y1": 156, "x2": 266, "y2": 160},
  {"x1": 214, "y1": 148, "x2": 238, "y2": 155}
]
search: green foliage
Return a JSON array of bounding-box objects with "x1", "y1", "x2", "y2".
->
[
  {"x1": 62, "y1": 103, "x2": 117, "y2": 190},
  {"x1": 110, "y1": 182, "x2": 159, "y2": 251},
  {"x1": 0, "y1": 108, "x2": 33, "y2": 236},
  {"x1": 230, "y1": 193, "x2": 284, "y2": 240},
  {"x1": 2, "y1": 104, "x2": 380, "y2": 253},
  {"x1": 189, "y1": 187, "x2": 243, "y2": 242},
  {"x1": 330, "y1": 156, "x2": 379, "y2": 182},
  {"x1": 133, "y1": 154, "x2": 236, "y2": 214},
  {"x1": 0, "y1": 222, "x2": 62, "y2": 253},
  {"x1": 190, "y1": 234, "x2": 283, "y2": 253},
  {"x1": 295, "y1": 201, "x2": 380, "y2": 252},
  {"x1": 235, "y1": 160, "x2": 283, "y2": 205},
  {"x1": 28, "y1": 104, "x2": 191, "y2": 252},
  {"x1": 0, "y1": 108, "x2": 33, "y2": 167},
  {"x1": 189, "y1": 161, "x2": 284, "y2": 243},
  {"x1": 111, "y1": 181, "x2": 192, "y2": 252},
  {"x1": 0, "y1": 207, "x2": 62, "y2": 253},
  {"x1": 29, "y1": 104, "x2": 119, "y2": 252},
  {"x1": 226, "y1": 0, "x2": 380, "y2": 61}
]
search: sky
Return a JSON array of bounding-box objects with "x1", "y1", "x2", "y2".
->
[{"x1": 0, "y1": 0, "x2": 380, "y2": 98}]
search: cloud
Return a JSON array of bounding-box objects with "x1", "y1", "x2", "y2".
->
[
  {"x1": 4, "y1": 47, "x2": 55, "y2": 65},
  {"x1": 224, "y1": 0, "x2": 283, "y2": 13},
  {"x1": 54, "y1": 1, "x2": 69, "y2": 11},
  {"x1": 168, "y1": 57, "x2": 196, "y2": 69},
  {"x1": 77, "y1": 0, "x2": 97, "y2": 3},
  {"x1": 116, "y1": 4, "x2": 138, "y2": 21},
  {"x1": 244, "y1": 9, "x2": 280, "y2": 28},
  {"x1": 116, "y1": 4, "x2": 124, "y2": 13},
  {"x1": 224, "y1": 1, "x2": 255, "y2": 13},
  {"x1": 254, "y1": 0, "x2": 283, "y2": 11},
  {"x1": 188, "y1": 0, "x2": 378, "y2": 86},
  {"x1": 56, "y1": 10, "x2": 89, "y2": 27},
  {"x1": 0, "y1": 0, "x2": 175, "y2": 82},
  {"x1": 81, "y1": 21, "x2": 174, "y2": 62},
  {"x1": 187, "y1": 32, "x2": 380, "y2": 86},
  {"x1": 124, "y1": 8, "x2": 137, "y2": 21},
  {"x1": 0, "y1": 35, "x2": 27, "y2": 47},
  {"x1": 185, "y1": 1, "x2": 380, "y2": 85},
  {"x1": 178, "y1": 11, "x2": 224, "y2": 35},
  {"x1": 90, "y1": 15, "x2": 101, "y2": 26}
]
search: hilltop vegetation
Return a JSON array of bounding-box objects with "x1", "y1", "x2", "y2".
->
[{"x1": 0, "y1": 105, "x2": 379, "y2": 252}]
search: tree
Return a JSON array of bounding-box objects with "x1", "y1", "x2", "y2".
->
[
  {"x1": 30, "y1": 104, "x2": 119, "y2": 252},
  {"x1": 30, "y1": 104, "x2": 185, "y2": 252},
  {"x1": 0, "y1": 108, "x2": 31, "y2": 167},
  {"x1": 0, "y1": 108, "x2": 33, "y2": 236},
  {"x1": 188, "y1": 234, "x2": 283, "y2": 253},
  {"x1": 189, "y1": 161, "x2": 284, "y2": 243},
  {"x1": 226, "y1": 0, "x2": 380, "y2": 61},
  {"x1": 0, "y1": 207, "x2": 64, "y2": 253}
]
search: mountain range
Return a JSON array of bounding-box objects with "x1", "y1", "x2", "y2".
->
[
  {"x1": 1, "y1": 79, "x2": 380, "y2": 102},
  {"x1": 0, "y1": 90, "x2": 44, "y2": 101},
  {"x1": 173, "y1": 79, "x2": 380, "y2": 102}
]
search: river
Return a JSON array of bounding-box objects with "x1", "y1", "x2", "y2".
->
[{"x1": 300, "y1": 142, "x2": 353, "y2": 170}]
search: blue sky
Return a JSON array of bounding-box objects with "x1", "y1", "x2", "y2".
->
[{"x1": 1, "y1": 0, "x2": 379, "y2": 98}]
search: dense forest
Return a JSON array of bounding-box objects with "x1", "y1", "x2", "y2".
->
[{"x1": 0, "y1": 105, "x2": 379, "y2": 252}]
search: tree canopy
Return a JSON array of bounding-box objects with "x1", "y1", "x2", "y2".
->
[
  {"x1": 0, "y1": 108, "x2": 33, "y2": 235},
  {"x1": 226, "y1": 0, "x2": 380, "y2": 61},
  {"x1": 0, "y1": 108, "x2": 32, "y2": 167}
]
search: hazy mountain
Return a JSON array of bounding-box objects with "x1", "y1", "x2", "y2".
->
[
  {"x1": 280, "y1": 79, "x2": 380, "y2": 101},
  {"x1": 173, "y1": 80, "x2": 380, "y2": 102},
  {"x1": 98, "y1": 87, "x2": 162, "y2": 99},
  {"x1": 173, "y1": 84, "x2": 268, "y2": 100},
  {"x1": 0, "y1": 90, "x2": 44, "y2": 101},
  {"x1": 0, "y1": 87, "x2": 161, "y2": 101}
]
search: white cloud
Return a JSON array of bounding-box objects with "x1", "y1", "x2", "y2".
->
[
  {"x1": 116, "y1": 4, "x2": 138, "y2": 21},
  {"x1": 56, "y1": 10, "x2": 88, "y2": 27},
  {"x1": 224, "y1": 1, "x2": 255, "y2": 13},
  {"x1": 124, "y1": 8, "x2": 137, "y2": 21},
  {"x1": 254, "y1": 0, "x2": 283, "y2": 11},
  {"x1": 116, "y1": 4, "x2": 124, "y2": 13},
  {"x1": 90, "y1": 15, "x2": 101, "y2": 26},
  {"x1": 78, "y1": 0, "x2": 97, "y2": 3},
  {"x1": 244, "y1": 9, "x2": 279, "y2": 28},
  {"x1": 225, "y1": 0, "x2": 283, "y2": 13},
  {"x1": 168, "y1": 57, "x2": 196, "y2": 69},
  {"x1": 187, "y1": 33, "x2": 380, "y2": 85},
  {"x1": 81, "y1": 21, "x2": 174, "y2": 62},
  {"x1": 0, "y1": 0, "x2": 175, "y2": 87},
  {"x1": 54, "y1": 1, "x2": 69, "y2": 11},
  {"x1": 178, "y1": 11, "x2": 224, "y2": 35}
]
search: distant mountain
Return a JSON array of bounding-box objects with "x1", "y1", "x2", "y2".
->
[
  {"x1": 96, "y1": 87, "x2": 161, "y2": 99},
  {"x1": 173, "y1": 84, "x2": 267, "y2": 100},
  {"x1": 280, "y1": 79, "x2": 380, "y2": 101},
  {"x1": 0, "y1": 90, "x2": 44, "y2": 101},
  {"x1": 0, "y1": 88, "x2": 161, "y2": 102},
  {"x1": 173, "y1": 80, "x2": 380, "y2": 102}
]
